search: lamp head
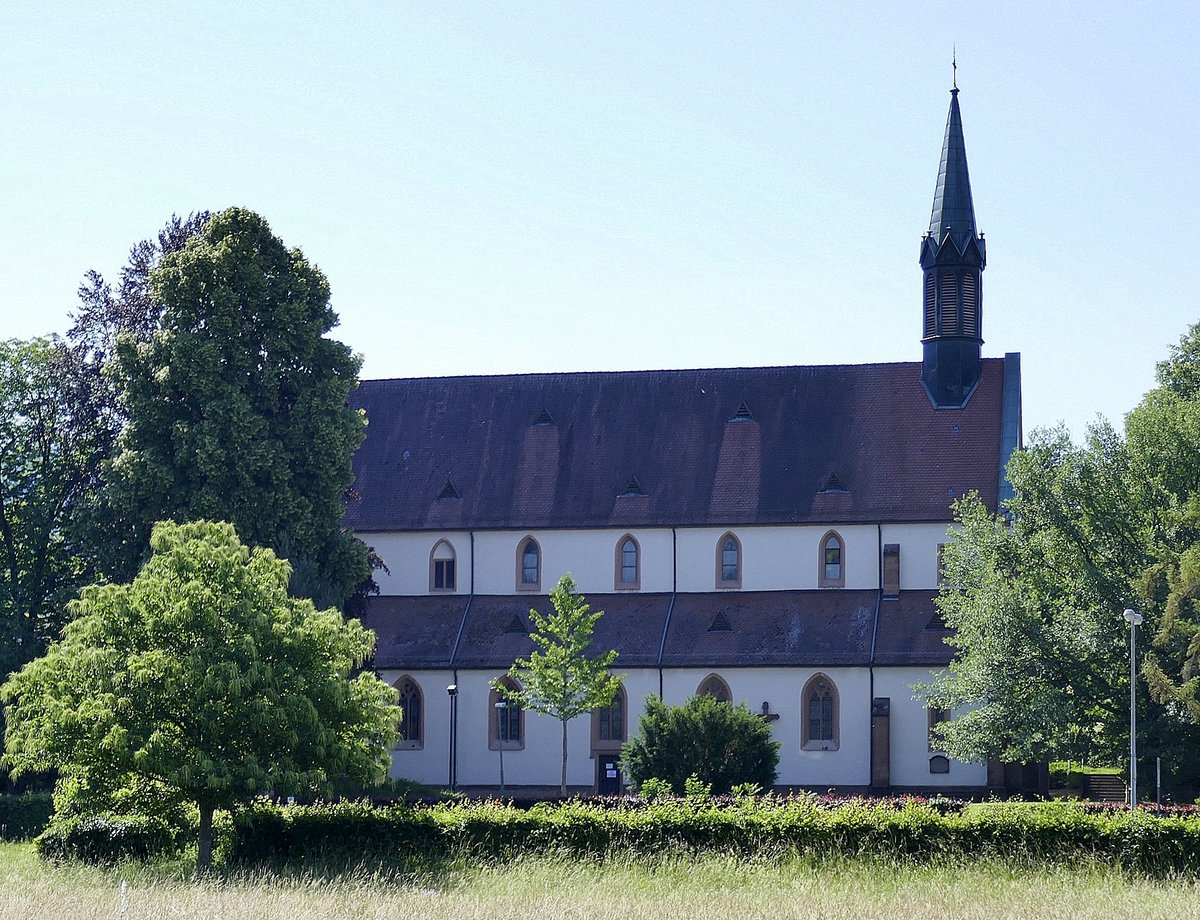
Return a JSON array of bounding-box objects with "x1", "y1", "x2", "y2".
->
[
  {"x1": 446, "y1": 684, "x2": 458, "y2": 696},
  {"x1": 1123, "y1": 609, "x2": 1144, "y2": 626}
]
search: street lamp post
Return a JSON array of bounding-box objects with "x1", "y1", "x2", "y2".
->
[
  {"x1": 446, "y1": 684, "x2": 458, "y2": 790},
  {"x1": 495, "y1": 700, "x2": 508, "y2": 793},
  {"x1": 1123, "y1": 608, "x2": 1144, "y2": 810}
]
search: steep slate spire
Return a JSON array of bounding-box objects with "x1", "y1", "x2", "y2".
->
[{"x1": 920, "y1": 82, "x2": 986, "y2": 408}]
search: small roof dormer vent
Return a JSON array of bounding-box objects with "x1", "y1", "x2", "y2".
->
[
  {"x1": 436, "y1": 478, "x2": 461, "y2": 501},
  {"x1": 708, "y1": 610, "x2": 733, "y2": 632},
  {"x1": 532, "y1": 406, "x2": 555, "y2": 426},
  {"x1": 730, "y1": 401, "x2": 754, "y2": 422},
  {"x1": 618, "y1": 475, "x2": 646, "y2": 498},
  {"x1": 504, "y1": 614, "x2": 528, "y2": 634},
  {"x1": 820, "y1": 472, "x2": 847, "y2": 493}
]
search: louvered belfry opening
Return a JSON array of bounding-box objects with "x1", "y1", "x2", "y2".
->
[
  {"x1": 961, "y1": 271, "x2": 979, "y2": 337},
  {"x1": 938, "y1": 271, "x2": 959, "y2": 336},
  {"x1": 923, "y1": 272, "x2": 937, "y2": 337}
]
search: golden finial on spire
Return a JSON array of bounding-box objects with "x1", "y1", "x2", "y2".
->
[{"x1": 952, "y1": 46, "x2": 958, "y2": 90}]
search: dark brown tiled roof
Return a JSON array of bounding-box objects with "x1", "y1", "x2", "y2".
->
[
  {"x1": 660, "y1": 591, "x2": 878, "y2": 668},
  {"x1": 345, "y1": 360, "x2": 1006, "y2": 531},
  {"x1": 363, "y1": 591, "x2": 953, "y2": 671},
  {"x1": 873, "y1": 591, "x2": 957, "y2": 666}
]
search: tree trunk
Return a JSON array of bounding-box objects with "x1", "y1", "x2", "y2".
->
[
  {"x1": 196, "y1": 804, "x2": 215, "y2": 875},
  {"x1": 561, "y1": 718, "x2": 568, "y2": 797}
]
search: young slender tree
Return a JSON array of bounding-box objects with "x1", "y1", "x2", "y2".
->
[
  {"x1": 495, "y1": 575, "x2": 622, "y2": 796},
  {"x1": 1, "y1": 520, "x2": 399, "y2": 872}
]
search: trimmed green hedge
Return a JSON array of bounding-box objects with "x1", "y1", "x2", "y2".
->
[
  {"x1": 35, "y1": 813, "x2": 188, "y2": 865},
  {"x1": 219, "y1": 798, "x2": 1200, "y2": 875},
  {"x1": 0, "y1": 793, "x2": 53, "y2": 841}
]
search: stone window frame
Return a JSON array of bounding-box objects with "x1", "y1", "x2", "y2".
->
[
  {"x1": 489, "y1": 677, "x2": 524, "y2": 751},
  {"x1": 928, "y1": 706, "x2": 952, "y2": 752},
  {"x1": 516, "y1": 536, "x2": 541, "y2": 593},
  {"x1": 818, "y1": 530, "x2": 846, "y2": 588},
  {"x1": 697, "y1": 673, "x2": 733, "y2": 703},
  {"x1": 614, "y1": 534, "x2": 641, "y2": 591},
  {"x1": 591, "y1": 683, "x2": 627, "y2": 754},
  {"x1": 801, "y1": 673, "x2": 840, "y2": 751},
  {"x1": 394, "y1": 675, "x2": 423, "y2": 750},
  {"x1": 429, "y1": 539, "x2": 457, "y2": 593},
  {"x1": 715, "y1": 532, "x2": 742, "y2": 589}
]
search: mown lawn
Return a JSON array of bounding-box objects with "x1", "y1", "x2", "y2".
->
[{"x1": 2, "y1": 842, "x2": 1198, "y2": 920}]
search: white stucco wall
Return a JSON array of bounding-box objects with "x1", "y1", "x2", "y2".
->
[
  {"x1": 471, "y1": 529, "x2": 676, "y2": 597},
  {"x1": 360, "y1": 532, "x2": 474, "y2": 596},
  {"x1": 879, "y1": 522, "x2": 953, "y2": 591},
  {"x1": 362, "y1": 523, "x2": 954, "y2": 598},
  {"x1": 660, "y1": 667, "x2": 872, "y2": 787},
  {"x1": 673, "y1": 526, "x2": 881, "y2": 592},
  {"x1": 872, "y1": 667, "x2": 987, "y2": 788},
  {"x1": 384, "y1": 667, "x2": 957, "y2": 790}
]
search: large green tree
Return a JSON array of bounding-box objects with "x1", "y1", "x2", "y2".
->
[
  {"x1": 0, "y1": 337, "x2": 112, "y2": 668},
  {"x1": 2, "y1": 520, "x2": 398, "y2": 872},
  {"x1": 496, "y1": 575, "x2": 622, "y2": 796},
  {"x1": 924, "y1": 321, "x2": 1200, "y2": 789},
  {"x1": 108, "y1": 208, "x2": 369, "y2": 607}
]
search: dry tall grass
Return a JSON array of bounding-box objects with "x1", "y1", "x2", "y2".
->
[{"x1": 2, "y1": 843, "x2": 1198, "y2": 920}]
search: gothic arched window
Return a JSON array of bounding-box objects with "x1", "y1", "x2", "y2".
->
[
  {"x1": 489, "y1": 677, "x2": 524, "y2": 750},
  {"x1": 716, "y1": 533, "x2": 741, "y2": 588},
  {"x1": 395, "y1": 676, "x2": 423, "y2": 749},
  {"x1": 819, "y1": 531, "x2": 845, "y2": 588},
  {"x1": 516, "y1": 536, "x2": 541, "y2": 592},
  {"x1": 429, "y1": 539, "x2": 457, "y2": 592},
  {"x1": 698, "y1": 673, "x2": 732, "y2": 703},
  {"x1": 615, "y1": 535, "x2": 640, "y2": 589},
  {"x1": 802, "y1": 674, "x2": 839, "y2": 750}
]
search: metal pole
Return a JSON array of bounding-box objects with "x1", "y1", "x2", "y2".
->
[
  {"x1": 496, "y1": 700, "x2": 507, "y2": 793},
  {"x1": 446, "y1": 685, "x2": 458, "y2": 790},
  {"x1": 1124, "y1": 608, "x2": 1142, "y2": 811},
  {"x1": 1157, "y1": 756, "x2": 1161, "y2": 804},
  {"x1": 1130, "y1": 616, "x2": 1137, "y2": 810}
]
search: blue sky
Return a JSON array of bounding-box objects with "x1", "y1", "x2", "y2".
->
[{"x1": 2, "y1": 2, "x2": 1197, "y2": 440}]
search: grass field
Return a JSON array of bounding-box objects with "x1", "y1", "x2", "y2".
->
[{"x1": 2, "y1": 842, "x2": 1199, "y2": 920}]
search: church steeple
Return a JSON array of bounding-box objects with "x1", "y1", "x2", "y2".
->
[{"x1": 920, "y1": 81, "x2": 986, "y2": 408}]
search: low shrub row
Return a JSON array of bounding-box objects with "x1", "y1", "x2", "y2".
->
[
  {"x1": 35, "y1": 813, "x2": 190, "y2": 865},
  {"x1": 0, "y1": 793, "x2": 53, "y2": 841},
  {"x1": 219, "y1": 797, "x2": 1200, "y2": 875}
]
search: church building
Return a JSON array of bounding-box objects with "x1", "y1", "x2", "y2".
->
[{"x1": 345, "y1": 83, "x2": 1023, "y2": 794}]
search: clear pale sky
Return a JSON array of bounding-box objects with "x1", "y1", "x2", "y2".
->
[{"x1": 2, "y1": 2, "x2": 1197, "y2": 441}]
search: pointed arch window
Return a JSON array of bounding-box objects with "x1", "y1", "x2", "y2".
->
[
  {"x1": 802, "y1": 674, "x2": 839, "y2": 750},
  {"x1": 395, "y1": 677, "x2": 423, "y2": 750},
  {"x1": 819, "y1": 531, "x2": 845, "y2": 588},
  {"x1": 698, "y1": 674, "x2": 732, "y2": 703},
  {"x1": 516, "y1": 536, "x2": 541, "y2": 592},
  {"x1": 716, "y1": 533, "x2": 742, "y2": 589},
  {"x1": 615, "y1": 534, "x2": 640, "y2": 590},
  {"x1": 489, "y1": 677, "x2": 524, "y2": 750},
  {"x1": 592, "y1": 684, "x2": 627, "y2": 751},
  {"x1": 429, "y1": 540, "x2": 457, "y2": 593}
]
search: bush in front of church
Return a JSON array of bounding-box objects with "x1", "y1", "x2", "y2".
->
[{"x1": 621, "y1": 694, "x2": 780, "y2": 796}]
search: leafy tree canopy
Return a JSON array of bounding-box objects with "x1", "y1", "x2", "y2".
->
[
  {"x1": 1, "y1": 519, "x2": 399, "y2": 871},
  {"x1": 621, "y1": 694, "x2": 780, "y2": 795},
  {"x1": 924, "y1": 320, "x2": 1200, "y2": 786},
  {"x1": 108, "y1": 208, "x2": 369, "y2": 607},
  {"x1": 0, "y1": 337, "x2": 112, "y2": 665},
  {"x1": 496, "y1": 575, "x2": 622, "y2": 795}
]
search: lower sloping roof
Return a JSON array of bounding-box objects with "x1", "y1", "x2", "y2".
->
[{"x1": 363, "y1": 590, "x2": 954, "y2": 671}]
